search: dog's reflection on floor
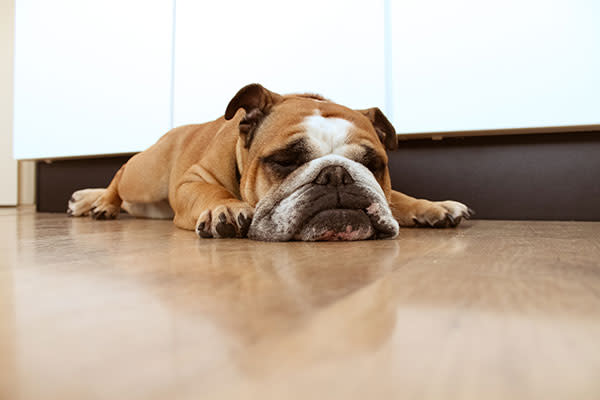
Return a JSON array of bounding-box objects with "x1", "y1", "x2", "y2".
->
[
  {"x1": 62, "y1": 219, "x2": 468, "y2": 368},
  {"x1": 9, "y1": 216, "x2": 470, "y2": 399}
]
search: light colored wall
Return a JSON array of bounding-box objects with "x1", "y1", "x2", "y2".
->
[
  {"x1": 13, "y1": 0, "x2": 174, "y2": 160},
  {"x1": 2, "y1": 0, "x2": 34, "y2": 205},
  {"x1": 390, "y1": 0, "x2": 600, "y2": 134},
  {"x1": 18, "y1": 161, "x2": 35, "y2": 205},
  {"x1": 0, "y1": 0, "x2": 18, "y2": 205}
]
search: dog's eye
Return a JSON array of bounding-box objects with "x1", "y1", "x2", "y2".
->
[
  {"x1": 261, "y1": 139, "x2": 310, "y2": 179},
  {"x1": 266, "y1": 157, "x2": 301, "y2": 172},
  {"x1": 360, "y1": 146, "x2": 386, "y2": 175},
  {"x1": 365, "y1": 157, "x2": 385, "y2": 174},
  {"x1": 262, "y1": 156, "x2": 303, "y2": 179},
  {"x1": 270, "y1": 158, "x2": 298, "y2": 168}
]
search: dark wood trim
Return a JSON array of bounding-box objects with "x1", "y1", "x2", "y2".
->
[
  {"x1": 36, "y1": 132, "x2": 600, "y2": 221},
  {"x1": 389, "y1": 131, "x2": 600, "y2": 220},
  {"x1": 36, "y1": 155, "x2": 133, "y2": 213},
  {"x1": 397, "y1": 124, "x2": 600, "y2": 140}
]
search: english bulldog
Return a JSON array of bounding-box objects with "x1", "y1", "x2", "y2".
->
[{"x1": 68, "y1": 84, "x2": 472, "y2": 241}]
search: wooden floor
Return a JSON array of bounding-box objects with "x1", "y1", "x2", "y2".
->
[{"x1": 1, "y1": 207, "x2": 600, "y2": 400}]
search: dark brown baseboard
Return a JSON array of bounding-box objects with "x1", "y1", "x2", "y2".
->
[
  {"x1": 37, "y1": 132, "x2": 600, "y2": 220},
  {"x1": 37, "y1": 155, "x2": 133, "y2": 213},
  {"x1": 390, "y1": 132, "x2": 600, "y2": 220}
]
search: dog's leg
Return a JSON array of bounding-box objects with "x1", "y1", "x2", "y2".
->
[
  {"x1": 89, "y1": 166, "x2": 124, "y2": 220},
  {"x1": 173, "y1": 181, "x2": 253, "y2": 238},
  {"x1": 68, "y1": 166, "x2": 124, "y2": 220},
  {"x1": 389, "y1": 190, "x2": 473, "y2": 228}
]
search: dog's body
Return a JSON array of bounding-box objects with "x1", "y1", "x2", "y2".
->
[{"x1": 68, "y1": 84, "x2": 471, "y2": 241}]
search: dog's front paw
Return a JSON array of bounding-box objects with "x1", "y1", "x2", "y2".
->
[
  {"x1": 195, "y1": 201, "x2": 254, "y2": 239},
  {"x1": 412, "y1": 200, "x2": 474, "y2": 228}
]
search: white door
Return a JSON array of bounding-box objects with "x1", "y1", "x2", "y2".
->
[
  {"x1": 13, "y1": 0, "x2": 174, "y2": 159},
  {"x1": 172, "y1": 0, "x2": 387, "y2": 126},
  {"x1": 1, "y1": 0, "x2": 17, "y2": 205}
]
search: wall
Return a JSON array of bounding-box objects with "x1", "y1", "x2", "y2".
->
[
  {"x1": 12, "y1": 0, "x2": 600, "y2": 161},
  {"x1": 0, "y1": 0, "x2": 18, "y2": 205},
  {"x1": 390, "y1": 0, "x2": 600, "y2": 134},
  {"x1": 18, "y1": 160, "x2": 35, "y2": 205}
]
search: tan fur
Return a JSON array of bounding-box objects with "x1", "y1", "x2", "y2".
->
[{"x1": 68, "y1": 86, "x2": 471, "y2": 238}]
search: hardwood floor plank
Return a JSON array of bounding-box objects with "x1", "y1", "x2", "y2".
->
[{"x1": 1, "y1": 207, "x2": 599, "y2": 399}]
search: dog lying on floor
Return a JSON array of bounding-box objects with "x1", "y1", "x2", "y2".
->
[{"x1": 68, "y1": 84, "x2": 472, "y2": 241}]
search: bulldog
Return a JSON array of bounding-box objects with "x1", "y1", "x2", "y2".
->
[{"x1": 68, "y1": 84, "x2": 472, "y2": 241}]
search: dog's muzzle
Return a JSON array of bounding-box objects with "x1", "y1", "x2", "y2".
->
[{"x1": 248, "y1": 155, "x2": 399, "y2": 242}]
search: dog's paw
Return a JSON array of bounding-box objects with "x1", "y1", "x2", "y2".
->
[
  {"x1": 412, "y1": 200, "x2": 474, "y2": 228},
  {"x1": 67, "y1": 188, "x2": 105, "y2": 217},
  {"x1": 90, "y1": 200, "x2": 120, "y2": 220},
  {"x1": 195, "y1": 202, "x2": 254, "y2": 239}
]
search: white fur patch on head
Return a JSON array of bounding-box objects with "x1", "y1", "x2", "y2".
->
[{"x1": 302, "y1": 111, "x2": 353, "y2": 156}]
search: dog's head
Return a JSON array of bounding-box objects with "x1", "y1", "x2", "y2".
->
[{"x1": 225, "y1": 84, "x2": 399, "y2": 241}]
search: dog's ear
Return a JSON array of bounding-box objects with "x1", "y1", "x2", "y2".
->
[
  {"x1": 357, "y1": 108, "x2": 398, "y2": 151},
  {"x1": 225, "y1": 83, "x2": 283, "y2": 148}
]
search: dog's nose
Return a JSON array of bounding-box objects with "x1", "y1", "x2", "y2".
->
[{"x1": 313, "y1": 165, "x2": 354, "y2": 186}]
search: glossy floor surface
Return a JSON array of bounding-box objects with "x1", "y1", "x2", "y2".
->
[{"x1": 1, "y1": 207, "x2": 600, "y2": 400}]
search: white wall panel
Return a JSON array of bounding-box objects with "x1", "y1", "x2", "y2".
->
[
  {"x1": 15, "y1": 0, "x2": 597, "y2": 160},
  {"x1": 1, "y1": 0, "x2": 17, "y2": 204},
  {"x1": 173, "y1": 0, "x2": 386, "y2": 127},
  {"x1": 390, "y1": 0, "x2": 600, "y2": 134},
  {"x1": 14, "y1": 0, "x2": 174, "y2": 159}
]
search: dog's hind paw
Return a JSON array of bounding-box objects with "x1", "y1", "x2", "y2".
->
[
  {"x1": 67, "y1": 188, "x2": 106, "y2": 217},
  {"x1": 90, "y1": 203, "x2": 120, "y2": 220}
]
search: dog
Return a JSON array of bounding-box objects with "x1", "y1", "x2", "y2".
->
[{"x1": 68, "y1": 84, "x2": 472, "y2": 241}]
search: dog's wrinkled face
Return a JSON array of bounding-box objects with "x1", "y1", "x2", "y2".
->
[{"x1": 225, "y1": 84, "x2": 399, "y2": 242}]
